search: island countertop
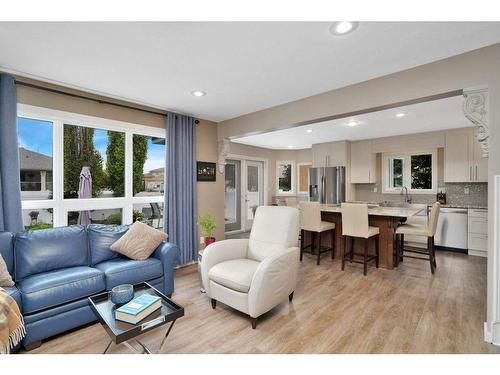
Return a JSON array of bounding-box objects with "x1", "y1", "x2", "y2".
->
[
  {"x1": 320, "y1": 204, "x2": 423, "y2": 218},
  {"x1": 311, "y1": 204, "x2": 423, "y2": 270}
]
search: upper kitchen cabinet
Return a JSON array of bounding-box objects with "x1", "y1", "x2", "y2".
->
[
  {"x1": 444, "y1": 128, "x2": 487, "y2": 183},
  {"x1": 350, "y1": 140, "x2": 376, "y2": 183},
  {"x1": 312, "y1": 141, "x2": 348, "y2": 167}
]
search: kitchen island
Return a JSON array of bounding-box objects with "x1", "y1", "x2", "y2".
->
[{"x1": 318, "y1": 205, "x2": 423, "y2": 269}]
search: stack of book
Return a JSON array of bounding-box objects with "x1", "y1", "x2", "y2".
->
[{"x1": 115, "y1": 294, "x2": 162, "y2": 325}]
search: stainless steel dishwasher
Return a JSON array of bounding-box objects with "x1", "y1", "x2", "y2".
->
[{"x1": 434, "y1": 207, "x2": 468, "y2": 251}]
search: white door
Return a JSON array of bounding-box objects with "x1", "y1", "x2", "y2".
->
[{"x1": 244, "y1": 161, "x2": 263, "y2": 230}]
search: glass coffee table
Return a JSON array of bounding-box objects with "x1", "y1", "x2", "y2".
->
[{"x1": 89, "y1": 282, "x2": 184, "y2": 354}]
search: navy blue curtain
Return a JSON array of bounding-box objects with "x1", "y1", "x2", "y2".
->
[
  {"x1": 165, "y1": 112, "x2": 197, "y2": 264},
  {"x1": 0, "y1": 74, "x2": 23, "y2": 233}
]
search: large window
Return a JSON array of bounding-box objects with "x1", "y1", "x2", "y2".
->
[
  {"x1": 18, "y1": 104, "x2": 165, "y2": 230},
  {"x1": 276, "y1": 160, "x2": 295, "y2": 195},
  {"x1": 382, "y1": 151, "x2": 437, "y2": 194}
]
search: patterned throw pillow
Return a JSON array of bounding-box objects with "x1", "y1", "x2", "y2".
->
[
  {"x1": 110, "y1": 221, "x2": 168, "y2": 260},
  {"x1": 0, "y1": 254, "x2": 14, "y2": 287}
]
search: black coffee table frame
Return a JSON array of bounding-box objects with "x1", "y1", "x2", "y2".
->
[{"x1": 89, "y1": 282, "x2": 184, "y2": 354}]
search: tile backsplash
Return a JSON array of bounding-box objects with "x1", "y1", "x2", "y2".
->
[{"x1": 355, "y1": 182, "x2": 488, "y2": 207}]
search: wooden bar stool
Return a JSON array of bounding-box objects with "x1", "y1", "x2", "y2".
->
[
  {"x1": 299, "y1": 202, "x2": 335, "y2": 265},
  {"x1": 340, "y1": 203, "x2": 379, "y2": 276},
  {"x1": 395, "y1": 202, "x2": 441, "y2": 274}
]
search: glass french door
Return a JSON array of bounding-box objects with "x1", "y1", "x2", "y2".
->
[
  {"x1": 244, "y1": 161, "x2": 263, "y2": 230},
  {"x1": 224, "y1": 160, "x2": 241, "y2": 232}
]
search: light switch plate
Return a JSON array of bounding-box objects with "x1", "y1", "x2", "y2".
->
[
  {"x1": 373, "y1": 186, "x2": 378, "y2": 193},
  {"x1": 199, "y1": 236, "x2": 205, "y2": 245},
  {"x1": 464, "y1": 187, "x2": 470, "y2": 195}
]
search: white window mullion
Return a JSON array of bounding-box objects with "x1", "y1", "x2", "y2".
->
[
  {"x1": 123, "y1": 132, "x2": 134, "y2": 224},
  {"x1": 53, "y1": 120, "x2": 65, "y2": 227}
]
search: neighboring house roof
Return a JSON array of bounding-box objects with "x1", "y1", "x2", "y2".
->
[
  {"x1": 143, "y1": 167, "x2": 164, "y2": 182},
  {"x1": 19, "y1": 147, "x2": 53, "y2": 171}
]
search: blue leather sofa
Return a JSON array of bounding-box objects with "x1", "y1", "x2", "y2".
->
[{"x1": 0, "y1": 224, "x2": 180, "y2": 350}]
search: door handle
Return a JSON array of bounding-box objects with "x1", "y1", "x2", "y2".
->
[
  {"x1": 475, "y1": 165, "x2": 478, "y2": 180},
  {"x1": 368, "y1": 170, "x2": 371, "y2": 182},
  {"x1": 470, "y1": 166, "x2": 472, "y2": 181}
]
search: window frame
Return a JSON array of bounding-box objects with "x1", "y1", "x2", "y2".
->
[
  {"x1": 381, "y1": 150, "x2": 437, "y2": 194},
  {"x1": 276, "y1": 160, "x2": 296, "y2": 195},
  {"x1": 18, "y1": 104, "x2": 165, "y2": 228}
]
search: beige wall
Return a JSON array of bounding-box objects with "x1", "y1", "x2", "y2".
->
[
  {"x1": 218, "y1": 43, "x2": 500, "y2": 339},
  {"x1": 228, "y1": 142, "x2": 312, "y2": 204},
  {"x1": 13, "y1": 76, "x2": 224, "y2": 249}
]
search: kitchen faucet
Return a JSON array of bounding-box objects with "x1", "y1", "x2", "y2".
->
[{"x1": 401, "y1": 186, "x2": 412, "y2": 204}]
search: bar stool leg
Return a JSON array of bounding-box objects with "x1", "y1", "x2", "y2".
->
[
  {"x1": 428, "y1": 237, "x2": 435, "y2": 274},
  {"x1": 331, "y1": 228, "x2": 335, "y2": 259},
  {"x1": 300, "y1": 229, "x2": 304, "y2": 261},
  {"x1": 317, "y1": 231, "x2": 322, "y2": 265},
  {"x1": 363, "y1": 238, "x2": 368, "y2": 276},
  {"x1": 400, "y1": 234, "x2": 404, "y2": 263},
  {"x1": 375, "y1": 235, "x2": 379, "y2": 268},
  {"x1": 431, "y1": 236, "x2": 437, "y2": 269},
  {"x1": 341, "y1": 235, "x2": 346, "y2": 271}
]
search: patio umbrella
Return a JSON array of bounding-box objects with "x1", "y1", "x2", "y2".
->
[{"x1": 77, "y1": 166, "x2": 92, "y2": 227}]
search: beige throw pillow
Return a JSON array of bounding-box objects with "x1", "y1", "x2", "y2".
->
[
  {"x1": 110, "y1": 221, "x2": 168, "y2": 260},
  {"x1": 0, "y1": 254, "x2": 15, "y2": 287}
]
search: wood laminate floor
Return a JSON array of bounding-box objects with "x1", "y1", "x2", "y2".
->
[{"x1": 25, "y1": 251, "x2": 500, "y2": 354}]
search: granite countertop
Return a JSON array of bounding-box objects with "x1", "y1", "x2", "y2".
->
[
  {"x1": 320, "y1": 204, "x2": 423, "y2": 218},
  {"x1": 429, "y1": 204, "x2": 487, "y2": 210}
]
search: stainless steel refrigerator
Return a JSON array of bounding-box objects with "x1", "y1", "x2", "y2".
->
[{"x1": 308, "y1": 166, "x2": 345, "y2": 204}]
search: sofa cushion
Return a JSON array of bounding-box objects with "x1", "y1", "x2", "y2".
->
[
  {"x1": 110, "y1": 221, "x2": 167, "y2": 260},
  {"x1": 0, "y1": 232, "x2": 14, "y2": 276},
  {"x1": 18, "y1": 266, "x2": 105, "y2": 314},
  {"x1": 94, "y1": 257, "x2": 163, "y2": 290},
  {"x1": 15, "y1": 225, "x2": 89, "y2": 280},
  {"x1": 4, "y1": 286, "x2": 22, "y2": 311},
  {"x1": 88, "y1": 224, "x2": 129, "y2": 265},
  {"x1": 208, "y1": 259, "x2": 260, "y2": 293}
]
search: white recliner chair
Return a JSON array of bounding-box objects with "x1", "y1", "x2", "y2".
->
[{"x1": 201, "y1": 206, "x2": 300, "y2": 329}]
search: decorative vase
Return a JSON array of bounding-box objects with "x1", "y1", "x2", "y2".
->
[
  {"x1": 110, "y1": 284, "x2": 134, "y2": 305},
  {"x1": 204, "y1": 237, "x2": 216, "y2": 246}
]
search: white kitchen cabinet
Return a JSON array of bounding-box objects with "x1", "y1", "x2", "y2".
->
[
  {"x1": 444, "y1": 128, "x2": 488, "y2": 183},
  {"x1": 312, "y1": 141, "x2": 347, "y2": 167},
  {"x1": 350, "y1": 140, "x2": 376, "y2": 183},
  {"x1": 468, "y1": 208, "x2": 488, "y2": 257}
]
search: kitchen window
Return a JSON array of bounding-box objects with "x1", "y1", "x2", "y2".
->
[
  {"x1": 276, "y1": 160, "x2": 295, "y2": 195},
  {"x1": 382, "y1": 150, "x2": 437, "y2": 194}
]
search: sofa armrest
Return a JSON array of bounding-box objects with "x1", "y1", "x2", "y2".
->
[
  {"x1": 248, "y1": 246, "x2": 300, "y2": 318},
  {"x1": 152, "y1": 241, "x2": 181, "y2": 296},
  {"x1": 201, "y1": 239, "x2": 249, "y2": 296}
]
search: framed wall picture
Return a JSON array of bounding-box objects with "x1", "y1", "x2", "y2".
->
[{"x1": 197, "y1": 161, "x2": 216, "y2": 181}]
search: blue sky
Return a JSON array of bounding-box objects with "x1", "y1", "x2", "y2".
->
[
  {"x1": 17, "y1": 117, "x2": 53, "y2": 156},
  {"x1": 18, "y1": 118, "x2": 165, "y2": 173}
]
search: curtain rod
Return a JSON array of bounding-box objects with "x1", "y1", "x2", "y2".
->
[{"x1": 15, "y1": 80, "x2": 200, "y2": 124}]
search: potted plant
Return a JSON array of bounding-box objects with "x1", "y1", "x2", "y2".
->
[{"x1": 197, "y1": 214, "x2": 217, "y2": 246}]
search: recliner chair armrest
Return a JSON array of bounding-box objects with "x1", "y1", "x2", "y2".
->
[
  {"x1": 248, "y1": 246, "x2": 300, "y2": 318},
  {"x1": 152, "y1": 241, "x2": 181, "y2": 295},
  {"x1": 201, "y1": 239, "x2": 249, "y2": 296}
]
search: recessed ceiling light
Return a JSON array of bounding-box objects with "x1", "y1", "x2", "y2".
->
[
  {"x1": 191, "y1": 90, "x2": 206, "y2": 97},
  {"x1": 330, "y1": 21, "x2": 359, "y2": 36},
  {"x1": 396, "y1": 113, "x2": 406, "y2": 118},
  {"x1": 288, "y1": 145, "x2": 294, "y2": 149},
  {"x1": 346, "y1": 120, "x2": 359, "y2": 127},
  {"x1": 307, "y1": 129, "x2": 313, "y2": 133}
]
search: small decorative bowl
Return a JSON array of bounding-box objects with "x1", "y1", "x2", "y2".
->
[{"x1": 110, "y1": 284, "x2": 134, "y2": 305}]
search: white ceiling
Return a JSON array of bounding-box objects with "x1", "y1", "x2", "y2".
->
[
  {"x1": 0, "y1": 22, "x2": 499, "y2": 122},
  {"x1": 231, "y1": 95, "x2": 471, "y2": 149}
]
